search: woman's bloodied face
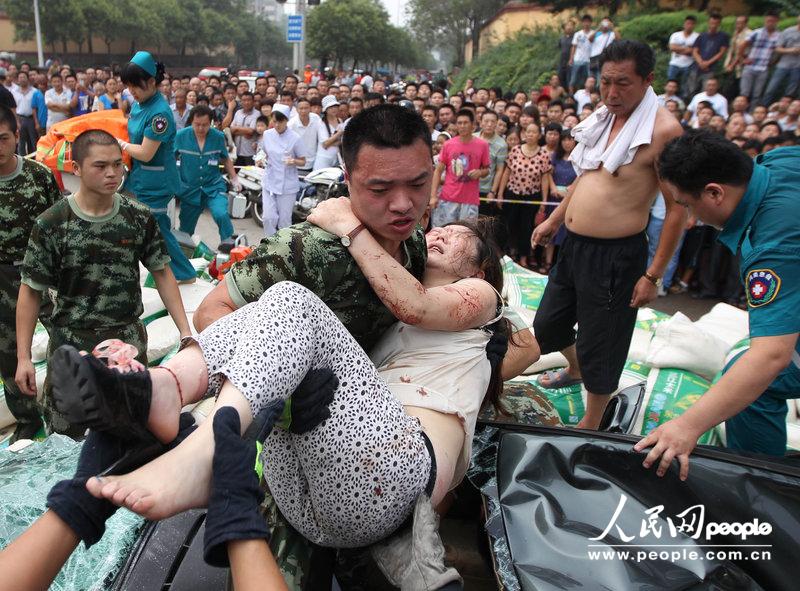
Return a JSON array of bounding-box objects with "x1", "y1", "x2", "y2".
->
[{"x1": 425, "y1": 225, "x2": 482, "y2": 279}]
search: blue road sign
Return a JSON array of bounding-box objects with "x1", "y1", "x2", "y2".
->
[{"x1": 287, "y1": 15, "x2": 304, "y2": 43}]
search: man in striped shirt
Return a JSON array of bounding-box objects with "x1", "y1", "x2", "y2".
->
[{"x1": 739, "y1": 11, "x2": 781, "y2": 106}]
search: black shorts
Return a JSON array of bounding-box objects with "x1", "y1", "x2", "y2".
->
[{"x1": 532, "y1": 229, "x2": 647, "y2": 395}]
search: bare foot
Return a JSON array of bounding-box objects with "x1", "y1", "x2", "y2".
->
[{"x1": 86, "y1": 422, "x2": 213, "y2": 520}]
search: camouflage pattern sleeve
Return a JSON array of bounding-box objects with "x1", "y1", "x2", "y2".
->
[
  {"x1": 226, "y1": 223, "x2": 340, "y2": 309},
  {"x1": 407, "y1": 225, "x2": 428, "y2": 280},
  {"x1": 20, "y1": 217, "x2": 58, "y2": 292},
  {"x1": 139, "y1": 210, "x2": 171, "y2": 272},
  {"x1": 0, "y1": 159, "x2": 63, "y2": 264}
]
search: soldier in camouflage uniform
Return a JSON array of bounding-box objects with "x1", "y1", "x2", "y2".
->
[
  {"x1": 223, "y1": 221, "x2": 427, "y2": 351},
  {"x1": 190, "y1": 105, "x2": 433, "y2": 589},
  {"x1": 0, "y1": 105, "x2": 62, "y2": 442},
  {"x1": 15, "y1": 129, "x2": 191, "y2": 437}
]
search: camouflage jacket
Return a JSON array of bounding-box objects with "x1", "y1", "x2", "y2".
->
[
  {"x1": 21, "y1": 193, "x2": 170, "y2": 329},
  {"x1": 226, "y1": 222, "x2": 427, "y2": 352},
  {"x1": 0, "y1": 157, "x2": 61, "y2": 264}
]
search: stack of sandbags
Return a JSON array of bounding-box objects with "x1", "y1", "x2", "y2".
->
[
  {"x1": 644, "y1": 312, "x2": 730, "y2": 380},
  {"x1": 178, "y1": 280, "x2": 215, "y2": 314},
  {"x1": 140, "y1": 287, "x2": 168, "y2": 324},
  {"x1": 144, "y1": 278, "x2": 214, "y2": 363},
  {"x1": 146, "y1": 313, "x2": 195, "y2": 364}
]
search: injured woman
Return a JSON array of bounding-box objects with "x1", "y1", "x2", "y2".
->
[{"x1": 45, "y1": 198, "x2": 517, "y2": 553}]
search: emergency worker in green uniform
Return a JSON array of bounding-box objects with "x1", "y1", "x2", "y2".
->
[
  {"x1": 175, "y1": 105, "x2": 239, "y2": 242},
  {"x1": 15, "y1": 129, "x2": 191, "y2": 437},
  {"x1": 118, "y1": 51, "x2": 196, "y2": 283},
  {"x1": 0, "y1": 105, "x2": 61, "y2": 442},
  {"x1": 637, "y1": 130, "x2": 800, "y2": 479}
]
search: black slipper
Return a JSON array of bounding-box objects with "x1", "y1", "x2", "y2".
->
[{"x1": 50, "y1": 345, "x2": 153, "y2": 443}]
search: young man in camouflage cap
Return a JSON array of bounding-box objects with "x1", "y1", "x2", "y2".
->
[
  {"x1": 0, "y1": 105, "x2": 61, "y2": 442},
  {"x1": 15, "y1": 129, "x2": 191, "y2": 438}
]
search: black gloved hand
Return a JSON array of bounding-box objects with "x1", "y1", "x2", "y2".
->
[
  {"x1": 284, "y1": 367, "x2": 339, "y2": 434},
  {"x1": 203, "y1": 403, "x2": 284, "y2": 568},
  {"x1": 46, "y1": 412, "x2": 197, "y2": 548},
  {"x1": 46, "y1": 430, "x2": 124, "y2": 548},
  {"x1": 485, "y1": 331, "x2": 508, "y2": 373}
]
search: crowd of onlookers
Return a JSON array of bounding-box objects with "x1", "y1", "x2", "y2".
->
[{"x1": 0, "y1": 9, "x2": 796, "y2": 304}]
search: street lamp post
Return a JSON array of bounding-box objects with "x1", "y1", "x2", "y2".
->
[
  {"x1": 33, "y1": 0, "x2": 45, "y2": 67},
  {"x1": 291, "y1": 0, "x2": 306, "y2": 74}
]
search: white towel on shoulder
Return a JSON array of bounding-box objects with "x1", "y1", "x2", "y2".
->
[{"x1": 570, "y1": 86, "x2": 659, "y2": 176}]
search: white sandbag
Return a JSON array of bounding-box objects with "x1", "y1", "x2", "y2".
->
[
  {"x1": 645, "y1": 312, "x2": 728, "y2": 380},
  {"x1": 787, "y1": 399, "x2": 800, "y2": 425},
  {"x1": 627, "y1": 328, "x2": 652, "y2": 363},
  {"x1": 0, "y1": 392, "x2": 15, "y2": 430},
  {"x1": 34, "y1": 363, "x2": 47, "y2": 399},
  {"x1": 190, "y1": 258, "x2": 210, "y2": 273},
  {"x1": 31, "y1": 330, "x2": 49, "y2": 363},
  {"x1": 788, "y1": 423, "x2": 800, "y2": 451},
  {"x1": 140, "y1": 287, "x2": 166, "y2": 321},
  {"x1": 522, "y1": 351, "x2": 569, "y2": 375},
  {"x1": 508, "y1": 305, "x2": 535, "y2": 329},
  {"x1": 178, "y1": 280, "x2": 215, "y2": 314},
  {"x1": 694, "y1": 303, "x2": 749, "y2": 350},
  {"x1": 146, "y1": 313, "x2": 194, "y2": 364},
  {"x1": 189, "y1": 397, "x2": 216, "y2": 424},
  {"x1": 139, "y1": 262, "x2": 149, "y2": 286}
]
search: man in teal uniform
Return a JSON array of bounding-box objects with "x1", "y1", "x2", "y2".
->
[
  {"x1": 119, "y1": 51, "x2": 196, "y2": 282},
  {"x1": 175, "y1": 105, "x2": 238, "y2": 242},
  {"x1": 636, "y1": 129, "x2": 800, "y2": 480}
]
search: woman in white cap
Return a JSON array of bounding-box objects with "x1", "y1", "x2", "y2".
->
[
  {"x1": 313, "y1": 94, "x2": 344, "y2": 171},
  {"x1": 258, "y1": 103, "x2": 306, "y2": 236}
]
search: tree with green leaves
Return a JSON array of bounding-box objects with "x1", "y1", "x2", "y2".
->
[
  {"x1": 2, "y1": 0, "x2": 86, "y2": 54},
  {"x1": 407, "y1": 0, "x2": 506, "y2": 67},
  {"x1": 307, "y1": 0, "x2": 390, "y2": 70}
]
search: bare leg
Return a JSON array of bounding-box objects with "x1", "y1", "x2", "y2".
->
[
  {"x1": 576, "y1": 391, "x2": 610, "y2": 430},
  {"x1": 86, "y1": 380, "x2": 251, "y2": 520},
  {"x1": 139, "y1": 342, "x2": 210, "y2": 443},
  {"x1": 0, "y1": 510, "x2": 79, "y2": 591}
]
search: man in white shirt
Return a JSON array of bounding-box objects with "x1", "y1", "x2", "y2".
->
[
  {"x1": 287, "y1": 97, "x2": 321, "y2": 175},
  {"x1": 44, "y1": 73, "x2": 72, "y2": 130},
  {"x1": 657, "y1": 79, "x2": 686, "y2": 112},
  {"x1": 230, "y1": 91, "x2": 258, "y2": 166},
  {"x1": 170, "y1": 89, "x2": 192, "y2": 131},
  {"x1": 569, "y1": 14, "x2": 594, "y2": 94},
  {"x1": 686, "y1": 77, "x2": 729, "y2": 122},
  {"x1": 668, "y1": 15, "x2": 699, "y2": 99},
  {"x1": 589, "y1": 19, "x2": 616, "y2": 80},
  {"x1": 573, "y1": 76, "x2": 596, "y2": 111},
  {"x1": 11, "y1": 71, "x2": 38, "y2": 155}
]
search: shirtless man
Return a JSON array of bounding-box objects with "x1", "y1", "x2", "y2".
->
[{"x1": 532, "y1": 40, "x2": 685, "y2": 429}]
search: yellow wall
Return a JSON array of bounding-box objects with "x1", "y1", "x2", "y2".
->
[{"x1": 465, "y1": 0, "x2": 751, "y2": 63}]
